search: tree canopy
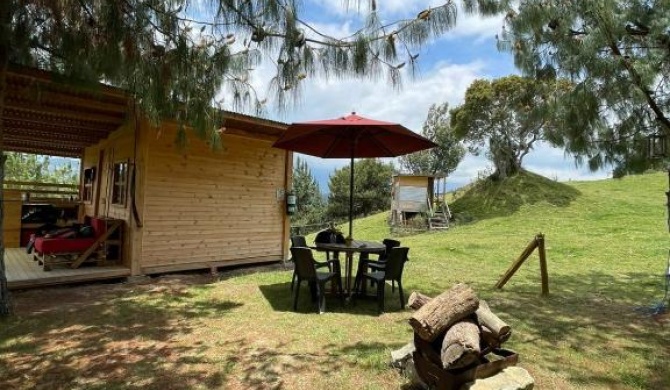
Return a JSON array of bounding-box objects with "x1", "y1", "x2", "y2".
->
[
  {"x1": 291, "y1": 157, "x2": 325, "y2": 228},
  {"x1": 496, "y1": 0, "x2": 670, "y2": 176},
  {"x1": 450, "y1": 75, "x2": 570, "y2": 179},
  {"x1": 399, "y1": 103, "x2": 465, "y2": 176},
  {"x1": 327, "y1": 159, "x2": 393, "y2": 221},
  {"x1": 5, "y1": 153, "x2": 79, "y2": 184}
]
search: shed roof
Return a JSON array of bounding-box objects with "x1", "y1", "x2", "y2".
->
[
  {"x1": 393, "y1": 173, "x2": 446, "y2": 179},
  {"x1": 2, "y1": 66, "x2": 288, "y2": 158}
]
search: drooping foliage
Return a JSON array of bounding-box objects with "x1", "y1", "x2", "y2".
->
[
  {"x1": 291, "y1": 157, "x2": 325, "y2": 228},
  {"x1": 496, "y1": 0, "x2": 670, "y2": 177},
  {"x1": 450, "y1": 75, "x2": 571, "y2": 180},
  {"x1": 399, "y1": 103, "x2": 465, "y2": 176},
  {"x1": 327, "y1": 159, "x2": 394, "y2": 221}
]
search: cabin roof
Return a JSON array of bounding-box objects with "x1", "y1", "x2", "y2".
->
[{"x1": 2, "y1": 65, "x2": 288, "y2": 158}]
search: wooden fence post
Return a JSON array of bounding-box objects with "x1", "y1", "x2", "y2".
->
[
  {"x1": 537, "y1": 234, "x2": 549, "y2": 296},
  {"x1": 495, "y1": 237, "x2": 539, "y2": 289},
  {"x1": 495, "y1": 233, "x2": 549, "y2": 296}
]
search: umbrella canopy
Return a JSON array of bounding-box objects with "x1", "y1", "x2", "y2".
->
[{"x1": 273, "y1": 112, "x2": 437, "y2": 238}]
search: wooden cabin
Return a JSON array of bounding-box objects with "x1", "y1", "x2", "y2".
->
[
  {"x1": 390, "y1": 174, "x2": 450, "y2": 230},
  {"x1": 2, "y1": 66, "x2": 292, "y2": 289}
]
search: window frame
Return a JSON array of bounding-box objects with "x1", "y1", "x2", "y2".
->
[
  {"x1": 82, "y1": 167, "x2": 96, "y2": 203},
  {"x1": 111, "y1": 161, "x2": 129, "y2": 206}
]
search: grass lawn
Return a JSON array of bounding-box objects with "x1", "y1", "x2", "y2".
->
[{"x1": 1, "y1": 172, "x2": 670, "y2": 389}]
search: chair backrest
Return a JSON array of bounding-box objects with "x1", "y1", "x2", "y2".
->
[
  {"x1": 379, "y1": 238, "x2": 401, "y2": 261},
  {"x1": 384, "y1": 247, "x2": 409, "y2": 280},
  {"x1": 291, "y1": 235, "x2": 307, "y2": 247},
  {"x1": 290, "y1": 247, "x2": 318, "y2": 279}
]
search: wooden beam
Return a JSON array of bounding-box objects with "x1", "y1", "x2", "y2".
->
[
  {"x1": 537, "y1": 234, "x2": 549, "y2": 296},
  {"x1": 6, "y1": 65, "x2": 128, "y2": 101},
  {"x1": 3, "y1": 141, "x2": 82, "y2": 157},
  {"x1": 4, "y1": 117, "x2": 114, "y2": 137},
  {"x1": 4, "y1": 108, "x2": 121, "y2": 131},
  {"x1": 495, "y1": 236, "x2": 539, "y2": 289},
  {"x1": 5, "y1": 98, "x2": 126, "y2": 124},
  {"x1": 4, "y1": 131, "x2": 100, "y2": 147},
  {"x1": 71, "y1": 220, "x2": 123, "y2": 269},
  {"x1": 7, "y1": 84, "x2": 128, "y2": 116}
]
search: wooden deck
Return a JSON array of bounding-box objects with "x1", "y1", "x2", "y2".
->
[{"x1": 5, "y1": 248, "x2": 131, "y2": 290}]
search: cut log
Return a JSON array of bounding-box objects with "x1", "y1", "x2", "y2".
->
[
  {"x1": 407, "y1": 291, "x2": 432, "y2": 310},
  {"x1": 440, "y1": 319, "x2": 481, "y2": 369},
  {"x1": 475, "y1": 300, "x2": 511, "y2": 342},
  {"x1": 409, "y1": 283, "x2": 479, "y2": 342}
]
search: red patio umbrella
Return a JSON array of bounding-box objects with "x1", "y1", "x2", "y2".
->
[{"x1": 273, "y1": 112, "x2": 437, "y2": 239}]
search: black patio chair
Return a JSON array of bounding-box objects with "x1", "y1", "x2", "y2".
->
[
  {"x1": 354, "y1": 247, "x2": 410, "y2": 314},
  {"x1": 357, "y1": 238, "x2": 401, "y2": 291},
  {"x1": 290, "y1": 235, "x2": 332, "y2": 291},
  {"x1": 291, "y1": 247, "x2": 344, "y2": 314}
]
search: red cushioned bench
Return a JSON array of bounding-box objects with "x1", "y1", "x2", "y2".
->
[{"x1": 33, "y1": 218, "x2": 118, "y2": 271}]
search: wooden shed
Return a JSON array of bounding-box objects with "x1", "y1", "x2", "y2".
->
[
  {"x1": 391, "y1": 174, "x2": 450, "y2": 230},
  {"x1": 2, "y1": 66, "x2": 292, "y2": 288}
]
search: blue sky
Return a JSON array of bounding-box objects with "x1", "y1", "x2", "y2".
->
[{"x1": 233, "y1": 1, "x2": 612, "y2": 191}]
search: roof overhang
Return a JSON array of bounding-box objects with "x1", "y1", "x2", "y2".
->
[
  {"x1": 3, "y1": 66, "x2": 129, "y2": 158},
  {"x1": 2, "y1": 66, "x2": 288, "y2": 158}
]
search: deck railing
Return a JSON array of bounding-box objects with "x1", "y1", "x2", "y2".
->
[{"x1": 4, "y1": 180, "x2": 80, "y2": 204}]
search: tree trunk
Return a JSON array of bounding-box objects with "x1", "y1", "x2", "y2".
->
[
  {"x1": 0, "y1": 5, "x2": 11, "y2": 316},
  {"x1": 440, "y1": 319, "x2": 481, "y2": 369},
  {"x1": 409, "y1": 283, "x2": 479, "y2": 342}
]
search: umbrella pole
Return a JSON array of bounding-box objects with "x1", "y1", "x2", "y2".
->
[{"x1": 348, "y1": 154, "x2": 354, "y2": 240}]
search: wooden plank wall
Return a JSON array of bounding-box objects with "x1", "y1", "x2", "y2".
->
[
  {"x1": 2, "y1": 190, "x2": 23, "y2": 247},
  {"x1": 140, "y1": 123, "x2": 288, "y2": 273}
]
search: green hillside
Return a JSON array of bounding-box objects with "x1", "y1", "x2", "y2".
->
[{"x1": 344, "y1": 171, "x2": 670, "y2": 388}]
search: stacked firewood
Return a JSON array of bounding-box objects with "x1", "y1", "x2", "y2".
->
[{"x1": 408, "y1": 284, "x2": 512, "y2": 370}]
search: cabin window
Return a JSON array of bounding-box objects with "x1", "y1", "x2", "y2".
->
[
  {"x1": 82, "y1": 167, "x2": 96, "y2": 203},
  {"x1": 111, "y1": 161, "x2": 128, "y2": 206}
]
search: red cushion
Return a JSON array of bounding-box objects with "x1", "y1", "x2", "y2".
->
[
  {"x1": 91, "y1": 218, "x2": 107, "y2": 237},
  {"x1": 34, "y1": 237, "x2": 97, "y2": 254}
]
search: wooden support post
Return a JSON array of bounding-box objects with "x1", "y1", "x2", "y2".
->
[
  {"x1": 537, "y1": 234, "x2": 549, "y2": 296},
  {"x1": 70, "y1": 220, "x2": 122, "y2": 269},
  {"x1": 495, "y1": 233, "x2": 550, "y2": 297},
  {"x1": 495, "y1": 236, "x2": 539, "y2": 289}
]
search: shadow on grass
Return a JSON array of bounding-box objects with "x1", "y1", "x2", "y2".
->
[
  {"x1": 0, "y1": 278, "x2": 243, "y2": 390},
  {"x1": 215, "y1": 338, "x2": 407, "y2": 388},
  {"x1": 414, "y1": 270, "x2": 669, "y2": 389},
  {"x1": 259, "y1": 281, "x2": 408, "y2": 316}
]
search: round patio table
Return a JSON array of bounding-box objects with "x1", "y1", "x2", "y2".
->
[{"x1": 312, "y1": 240, "x2": 386, "y2": 296}]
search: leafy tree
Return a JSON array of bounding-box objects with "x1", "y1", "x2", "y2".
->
[
  {"x1": 0, "y1": 0, "x2": 511, "y2": 315},
  {"x1": 450, "y1": 75, "x2": 570, "y2": 180},
  {"x1": 496, "y1": 0, "x2": 670, "y2": 176},
  {"x1": 5, "y1": 153, "x2": 78, "y2": 184},
  {"x1": 399, "y1": 103, "x2": 465, "y2": 176},
  {"x1": 327, "y1": 159, "x2": 393, "y2": 221},
  {"x1": 291, "y1": 157, "x2": 325, "y2": 228}
]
